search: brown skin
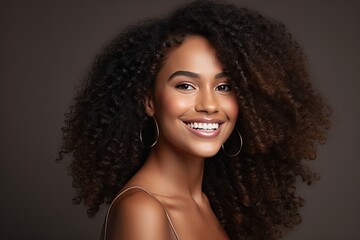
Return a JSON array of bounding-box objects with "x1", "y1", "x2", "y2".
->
[{"x1": 108, "y1": 36, "x2": 238, "y2": 239}]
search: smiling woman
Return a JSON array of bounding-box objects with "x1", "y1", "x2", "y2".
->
[{"x1": 57, "y1": 1, "x2": 331, "y2": 240}]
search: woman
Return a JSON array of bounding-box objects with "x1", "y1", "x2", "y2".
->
[{"x1": 58, "y1": 1, "x2": 331, "y2": 239}]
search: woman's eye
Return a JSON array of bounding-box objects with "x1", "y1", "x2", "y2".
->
[
  {"x1": 216, "y1": 84, "x2": 231, "y2": 91},
  {"x1": 176, "y1": 83, "x2": 195, "y2": 90}
]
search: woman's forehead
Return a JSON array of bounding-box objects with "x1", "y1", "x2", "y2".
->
[{"x1": 158, "y1": 35, "x2": 223, "y2": 74}]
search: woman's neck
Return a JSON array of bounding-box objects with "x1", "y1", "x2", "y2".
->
[{"x1": 140, "y1": 143, "x2": 206, "y2": 203}]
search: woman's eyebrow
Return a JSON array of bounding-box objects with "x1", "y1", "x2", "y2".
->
[
  {"x1": 168, "y1": 71, "x2": 228, "y2": 81},
  {"x1": 168, "y1": 71, "x2": 199, "y2": 80},
  {"x1": 215, "y1": 72, "x2": 228, "y2": 79}
]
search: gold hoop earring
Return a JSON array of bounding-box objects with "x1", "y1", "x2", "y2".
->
[
  {"x1": 139, "y1": 116, "x2": 159, "y2": 148},
  {"x1": 222, "y1": 129, "x2": 243, "y2": 157}
]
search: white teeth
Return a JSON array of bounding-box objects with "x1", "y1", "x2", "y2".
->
[{"x1": 186, "y1": 122, "x2": 220, "y2": 130}]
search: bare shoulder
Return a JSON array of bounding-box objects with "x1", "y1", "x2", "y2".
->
[
  {"x1": 116, "y1": 189, "x2": 167, "y2": 220},
  {"x1": 109, "y1": 189, "x2": 170, "y2": 240}
]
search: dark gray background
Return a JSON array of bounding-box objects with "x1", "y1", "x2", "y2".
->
[{"x1": 1, "y1": 0, "x2": 359, "y2": 239}]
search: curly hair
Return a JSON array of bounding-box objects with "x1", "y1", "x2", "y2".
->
[{"x1": 58, "y1": 1, "x2": 331, "y2": 239}]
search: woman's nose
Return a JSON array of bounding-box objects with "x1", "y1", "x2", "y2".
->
[{"x1": 194, "y1": 88, "x2": 218, "y2": 114}]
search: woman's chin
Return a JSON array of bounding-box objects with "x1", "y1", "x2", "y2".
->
[{"x1": 190, "y1": 146, "x2": 221, "y2": 158}]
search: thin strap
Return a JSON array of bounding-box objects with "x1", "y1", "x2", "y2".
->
[{"x1": 103, "y1": 186, "x2": 180, "y2": 240}]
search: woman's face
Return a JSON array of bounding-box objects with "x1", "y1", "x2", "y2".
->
[{"x1": 146, "y1": 35, "x2": 239, "y2": 158}]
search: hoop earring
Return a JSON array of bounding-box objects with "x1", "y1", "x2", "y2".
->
[
  {"x1": 139, "y1": 116, "x2": 159, "y2": 148},
  {"x1": 222, "y1": 129, "x2": 243, "y2": 157}
]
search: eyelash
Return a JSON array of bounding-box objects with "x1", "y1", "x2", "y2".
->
[
  {"x1": 175, "y1": 83, "x2": 231, "y2": 91},
  {"x1": 215, "y1": 84, "x2": 231, "y2": 91},
  {"x1": 175, "y1": 83, "x2": 195, "y2": 90}
]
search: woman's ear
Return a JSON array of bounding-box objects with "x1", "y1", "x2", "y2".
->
[{"x1": 144, "y1": 95, "x2": 155, "y2": 116}]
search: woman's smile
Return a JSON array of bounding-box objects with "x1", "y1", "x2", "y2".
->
[{"x1": 182, "y1": 118, "x2": 223, "y2": 138}]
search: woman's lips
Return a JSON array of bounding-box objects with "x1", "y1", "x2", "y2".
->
[{"x1": 183, "y1": 120, "x2": 222, "y2": 138}]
